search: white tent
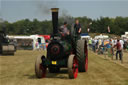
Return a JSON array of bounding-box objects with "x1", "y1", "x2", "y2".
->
[
  {"x1": 30, "y1": 35, "x2": 45, "y2": 50},
  {"x1": 121, "y1": 32, "x2": 128, "y2": 39},
  {"x1": 8, "y1": 35, "x2": 46, "y2": 50},
  {"x1": 95, "y1": 34, "x2": 109, "y2": 39},
  {"x1": 81, "y1": 35, "x2": 91, "y2": 40}
]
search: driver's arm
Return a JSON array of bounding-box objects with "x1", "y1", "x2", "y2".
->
[
  {"x1": 78, "y1": 28, "x2": 81, "y2": 33},
  {"x1": 78, "y1": 24, "x2": 81, "y2": 33}
]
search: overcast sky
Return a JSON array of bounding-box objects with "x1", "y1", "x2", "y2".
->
[{"x1": 0, "y1": 0, "x2": 128, "y2": 22}]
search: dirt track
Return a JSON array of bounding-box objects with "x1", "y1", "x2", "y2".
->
[{"x1": 0, "y1": 50, "x2": 128, "y2": 85}]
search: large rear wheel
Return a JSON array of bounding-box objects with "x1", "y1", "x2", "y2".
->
[
  {"x1": 68, "y1": 54, "x2": 78, "y2": 79},
  {"x1": 35, "y1": 55, "x2": 46, "y2": 78},
  {"x1": 76, "y1": 40, "x2": 88, "y2": 72}
]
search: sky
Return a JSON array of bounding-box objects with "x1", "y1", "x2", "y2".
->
[{"x1": 0, "y1": 0, "x2": 128, "y2": 22}]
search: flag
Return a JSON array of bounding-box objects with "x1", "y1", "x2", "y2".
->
[{"x1": 107, "y1": 26, "x2": 110, "y2": 33}]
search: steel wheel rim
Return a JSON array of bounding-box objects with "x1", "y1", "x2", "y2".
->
[{"x1": 40, "y1": 64, "x2": 46, "y2": 78}]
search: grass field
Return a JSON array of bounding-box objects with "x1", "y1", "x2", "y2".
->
[
  {"x1": 0, "y1": 50, "x2": 128, "y2": 85},
  {"x1": 97, "y1": 51, "x2": 128, "y2": 69}
]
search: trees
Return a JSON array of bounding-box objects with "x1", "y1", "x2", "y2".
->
[{"x1": 0, "y1": 16, "x2": 128, "y2": 35}]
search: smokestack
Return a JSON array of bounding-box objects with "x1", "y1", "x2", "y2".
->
[{"x1": 51, "y1": 8, "x2": 59, "y2": 35}]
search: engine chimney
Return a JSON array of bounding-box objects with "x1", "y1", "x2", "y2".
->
[{"x1": 51, "y1": 8, "x2": 59, "y2": 35}]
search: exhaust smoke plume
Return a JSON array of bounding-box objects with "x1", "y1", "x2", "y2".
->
[
  {"x1": 60, "y1": 9, "x2": 74, "y2": 25},
  {"x1": 36, "y1": 0, "x2": 58, "y2": 16},
  {"x1": 35, "y1": 0, "x2": 74, "y2": 24}
]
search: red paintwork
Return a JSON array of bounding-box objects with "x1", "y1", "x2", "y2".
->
[
  {"x1": 46, "y1": 43, "x2": 49, "y2": 48},
  {"x1": 39, "y1": 35, "x2": 50, "y2": 40},
  {"x1": 40, "y1": 64, "x2": 46, "y2": 78},
  {"x1": 39, "y1": 35, "x2": 51, "y2": 48},
  {"x1": 85, "y1": 44, "x2": 88, "y2": 72},
  {"x1": 73, "y1": 57, "x2": 78, "y2": 78}
]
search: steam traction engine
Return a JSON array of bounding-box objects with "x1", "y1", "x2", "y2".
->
[
  {"x1": 0, "y1": 31, "x2": 15, "y2": 55},
  {"x1": 35, "y1": 8, "x2": 88, "y2": 79}
]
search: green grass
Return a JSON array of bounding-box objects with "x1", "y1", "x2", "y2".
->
[{"x1": 0, "y1": 50, "x2": 128, "y2": 85}]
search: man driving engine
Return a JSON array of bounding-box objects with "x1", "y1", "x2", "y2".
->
[{"x1": 59, "y1": 22, "x2": 69, "y2": 36}]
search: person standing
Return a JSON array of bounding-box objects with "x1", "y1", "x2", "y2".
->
[
  {"x1": 106, "y1": 40, "x2": 111, "y2": 57},
  {"x1": 114, "y1": 39, "x2": 123, "y2": 63},
  {"x1": 36, "y1": 40, "x2": 39, "y2": 50},
  {"x1": 120, "y1": 39, "x2": 124, "y2": 57},
  {"x1": 95, "y1": 39, "x2": 98, "y2": 53},
  {"x1": 92, "y1": 39, "x2": 96, "y2": 52},
  {"x1": 120, "y1": 39, "x2": 124, "y2": 50},
  {"x1": 97, "y1": 38, "x2": 102, "y2": 54},
  {"x1": 98, "y1": 39, "x2": 102, "y2": 48},
  {"x1": 109, "y1": 39, "x2": 114, "y2": 59},
  {"x1": 74, "y1": 19, "x2": 82, "y2": 38},
  {"x1": 123, "y1": 38, "x2": 127, "y2": 51},
  {"x1": 88, "y1": 39, "x2": 92, "y2": 50}
]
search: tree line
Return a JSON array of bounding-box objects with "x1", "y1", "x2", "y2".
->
[{"x1": 0, "y1": 16, "x2": 128, "y2": 35}]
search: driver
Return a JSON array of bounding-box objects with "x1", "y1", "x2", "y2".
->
[{"x1": 59, "y1": 22, "x2": 69, "y2": 36}]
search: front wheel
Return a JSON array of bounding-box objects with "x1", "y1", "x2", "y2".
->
[
  {"x1": 68, "y1": 54, "x2": 78, "y2": 79},
  {"x1": 35, "y1": 55, "x2": 46, "y2": 78}
]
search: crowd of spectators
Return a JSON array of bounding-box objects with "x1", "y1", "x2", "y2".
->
[{"x1": 88, "y1": 37, "x2": 128, "y2": 63}]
